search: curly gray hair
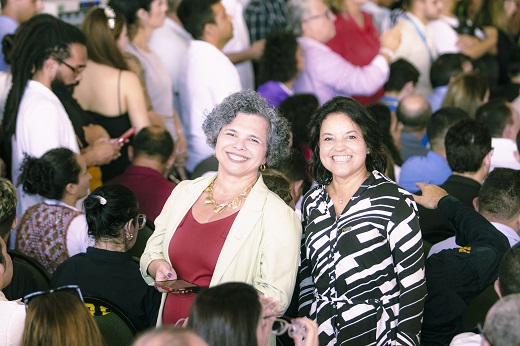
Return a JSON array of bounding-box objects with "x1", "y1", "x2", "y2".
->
[
  {"x1": 287, "y1": 0, "x2": 314, "y2": 36},
  {"x1": 202, "y1": 90, "x2": 291, "y2": 167}
]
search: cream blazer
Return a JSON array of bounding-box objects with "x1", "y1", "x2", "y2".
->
[{"x1": 140, "y1": 174, "x2": 302, "y2": 324}]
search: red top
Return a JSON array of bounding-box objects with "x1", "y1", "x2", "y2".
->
[
  {"x1": 162, "y1": 207, "x2": 238, "y2": 325},
  {"x1": 326, "y1": 11, "x2": 384, "y2": 105}
]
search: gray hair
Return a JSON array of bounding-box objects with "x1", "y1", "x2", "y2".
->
[
  {"x1": 202, "y1": 90, "x2": 291, "y2": 167},
  {"x1": 484, "y1": 294, "x2": 520, "y2": 346},
  {"x1": 287, "y1": 0, "x2": 314, "y2": 36}
]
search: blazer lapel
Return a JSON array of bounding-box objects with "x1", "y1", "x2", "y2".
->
[{"x1": 210, "y1": 175, "x2": 268, "y2": 285}]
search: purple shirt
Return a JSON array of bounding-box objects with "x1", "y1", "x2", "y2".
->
[
  {"x1": 293, "y1": 37, "x2": 389, "y2": 105},
  {"x1": 257, "y1": 80, "x2": 292, "y2": 107},
  {"x1": 109, "y1": 165, "x2": 176, "y2": 223},
  {"x1": 0, "y1": 15, "x2": 18, "y2": 71}
]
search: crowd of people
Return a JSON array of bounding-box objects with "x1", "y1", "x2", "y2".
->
[{"x1": 0, "y1": 0, "x2": 519, "y2": 345}]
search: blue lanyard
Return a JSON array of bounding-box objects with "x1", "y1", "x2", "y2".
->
[{"x1": 405, "y1": 14, "x2": 434, "y2": 63}]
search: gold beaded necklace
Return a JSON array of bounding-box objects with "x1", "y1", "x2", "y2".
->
[{"x1": 204, "y1": 180, "x2": 254, "y2": 214}]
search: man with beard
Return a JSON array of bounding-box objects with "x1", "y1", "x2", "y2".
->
[{"x1": 2, "y1": 14, "x2": 120, "y2": 226}]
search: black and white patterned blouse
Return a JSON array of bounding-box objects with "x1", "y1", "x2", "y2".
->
[{"x1": 299, "y1": 170, "x2": 427, "y2": 346}]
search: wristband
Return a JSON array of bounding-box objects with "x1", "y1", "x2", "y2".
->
[{"x1": 379, "y1": 47, "x2": 396, "y2": 61}]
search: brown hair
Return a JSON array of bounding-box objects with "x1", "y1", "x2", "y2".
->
[
  {"x1": 82, "y1": 7, "x2": 129, "y2": 70},
  {"x1": 441, "y1": 72, "x2": 488, "y2": 119},
  {"x1": 22, "y1": 291, "x2": 105, "y2": 346}
]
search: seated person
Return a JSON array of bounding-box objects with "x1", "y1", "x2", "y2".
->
[
  {"x1": 16, "y1": 148, "x2": 93, "y2": 275},
  {"x1": 0, "y1": 236, "x2": 25, "y2": 346},
  {"x1": 379, "y1": 58, "x2": 419, "y2": 113},
  {"x1": 418, "y1": 119, "x2": 493, "y2": 244},
  {"x1": 21, "y1": 286, "x2": 103, "y2": 346},
  {"x1": 188, "y1": 282, "x2": 319, "y2": 346},
  {"x1": 413, "y1": 183, "x2": 510, "y2": 345},
  {"x1": 0, "y1": 177, "x2": 39, "y2": 300},
  {"x1": 429, "y1": 168, "x2": 520, "y2": 256},
  {"x1": 109, "y1": 126, "x2": 176, "y2": 223},
  {"x1": 399, "y1": 107, "x2": 468, "y2": 193},
  {"x1": 51, "y1": 184, "x2": 161, "y2": 331},
  {"x1": 427, "y1": 54, "x2": 472, "y2": 112}
]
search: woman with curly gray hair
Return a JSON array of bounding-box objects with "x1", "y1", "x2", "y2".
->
[{"x1": 140, "y1": 90, "x2": 302, "y2": 327}]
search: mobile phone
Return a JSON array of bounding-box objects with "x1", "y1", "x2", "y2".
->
[
  {"x1": 155, "y1": 279, "x2": 198, "y2": 294},
  {"x1": 113, "y1": 127, "x2": 136, "y2": 144}
]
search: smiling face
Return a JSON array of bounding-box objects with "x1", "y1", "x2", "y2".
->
[
  {"x1": 215, "y1": 113, "x2": 269, "y2": 180},
  {"x1": 319, "y1": 113, "x2": 369, "y2": 181}
]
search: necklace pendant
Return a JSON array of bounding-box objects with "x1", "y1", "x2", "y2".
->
[
  {"x1": 339, "y1": 198, "x2": 343, "y2": 204},
  {"x1": 213, "y1": 204, "x2": 227, "y2": 214},
  {"x1": 204, "y1": 196, "x2": 214, "y2": 205},
  {"x1": 230, "y1": 197, "x2": 242, "y2": 209}
]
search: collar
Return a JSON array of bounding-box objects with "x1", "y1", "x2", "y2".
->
[
  {"x1": 0, "y1": 291, "x2": 6, "y2": 301},
  {"x1": 444, "y1": 174, "x2": 481, "y2": 189},
  {"x1": 492, "y1": 137, "x2": 518, "y2": 150},
  {"x1": 298, "y1": 36, "x2": 328, "y2": 50},
  {"x1": 43, "y1": 199, "x2": 80, "y2": 212},
  {"x1": 491, "y1": 222, "x2": 520, "y2": 247},
  {"x1": 124, "y1": 165, "x2": 166, "y2": 179}
]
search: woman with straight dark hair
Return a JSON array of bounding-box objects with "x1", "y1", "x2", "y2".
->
[
  {"x1": 188, "y1": 282, "x2": 319, "y2": 346},
  {"x1": 300, "y1": 97, "x2": 426, "y2": 345},
  {"x1": 51, "y1": 184, "x2": 161, "y2": 331},
  {"x1": 15, "y1": 148, "x2": 92, "y2": 274}
]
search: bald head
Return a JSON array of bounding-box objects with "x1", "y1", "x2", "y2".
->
[
  {"x1": 396, "y1": 95, "x2": 432, "y2": 132},
  {"x1": 133, "y1": 327, "x2": 208, "y2": 346}
]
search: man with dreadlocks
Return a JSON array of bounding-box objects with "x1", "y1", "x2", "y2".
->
[{"x1": 1, "y1": 14, "x2": 120, "y2": 231}]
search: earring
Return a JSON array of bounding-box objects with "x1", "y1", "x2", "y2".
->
[
  {"x1": 213, "y1": 151, "x2": 216, "y2": 157},
  {"x1": 126, "y1": 233, "x2": 134, "y2": 241},
  {"x1": 259, "y1": 163, "x2": 266, "y2": 171}
]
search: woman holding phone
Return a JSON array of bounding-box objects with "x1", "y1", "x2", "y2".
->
[
  {"x1": 51, "y1": 184, "x2": 161, "y2": 331},
  {"x1": 74, "y1": 6, "x2": 151, "y2": 182},
  {"x1": 140, "y1": 90, "x2": 301, "y2": 326}
]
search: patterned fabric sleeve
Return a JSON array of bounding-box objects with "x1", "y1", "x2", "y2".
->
[
  {"x1": 298, "y1": 195, "x2": 315, "y2": 318},
  {"x1": 388, "y1": 193, "x2": 427, "y2": 346}
]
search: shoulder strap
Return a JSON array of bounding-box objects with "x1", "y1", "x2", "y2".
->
[{"x1": 118, "y1": 69, "x2": 122, "y2": 115}]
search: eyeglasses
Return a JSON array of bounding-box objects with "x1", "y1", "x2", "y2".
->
[
  {"x1": 137, "y1": 214, "x2": 146, "y2": 229},
  {"x1": 23, "y1": 285, "x2": 84, "y2": 307},
  {"x1": 55, "y1": 58, "x2": 86, "y2": 76},
  {"x1": 302, "y1": 9, "x2": 334, "y2": 22},
  {"x1": 265, "y1": 315, "x2": 306, "y2": 338},
  {"x1": 477, "y1": 323, "x2": 494, "y2": 346}
]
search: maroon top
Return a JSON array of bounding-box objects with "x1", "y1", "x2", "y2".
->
[
  {"x1": 162, "y1": 207, "x2": 238, "y2": 324},
  {"x1": 108, "y1": 165, "x2": 176, "y2": 222}
]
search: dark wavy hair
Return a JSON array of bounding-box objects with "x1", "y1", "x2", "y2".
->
[
  {"x1": 258, "y1": 31, "x2": 300, "y2": 85},
  {"x1": 188, "y1": 282, "x2": 261, "y2": 346},
  {"x1": 18, "y1": 148, "x2": 81, "y2": 201},
  {"x1": 366, "y1": 102, "x2": 403, "y2": 166},
  {"x1": 308, "y1": 97, "x2": 387, "y2": 185},
  {"x1": 83, "y1": 184, "x2": 139, "y2": 242},
  {"x1": 108, "y1": 0, "x2": 152, "y2": 38}
]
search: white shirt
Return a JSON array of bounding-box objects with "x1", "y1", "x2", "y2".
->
[
  {"x1": 429, "y1": 222, "x2": 520, "y2": 257},
  {"x1": 0, "y1": 292, "x2": 25, "y2": 346},
  {"x1": 449, "y1": 332, "x2": 482, "y2": 346},
  {"x1": 178, "y1": 40, "x2": 242, "y2": 172},
  {"x1": 393, "y1": 12, "x2": 436, "y2": 96},
  {"x1": 149, "y1": 17, "x2": 192, "y2": 115},
  {"x1": 12, "y1": 80, "x2": 80, "y2": 224},
  {"x1": 43, "y1": 199, "x2": 94, "y2": 256},
  {"x1": 222, "y1": 0, "x2": 255, "y2": 90},
  {"x1": 490, "y1": 137, "x2": 520, "y2": 171},
  {"x1": 428, "y1": 15, "x2": 460, "y2": 56}
]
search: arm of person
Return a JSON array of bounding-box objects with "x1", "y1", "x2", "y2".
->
[
  {"x1": 225, "y1": 39, "x2": 266, "y2": 64},
  {"x1": 458, "y1": 26, "x2": 498, "y2": 59},
  {"x1": 125, "y1": 52, "x2": 154, "y2": 112},
  {"x1": 140, "y1": 183, "x2": 184, "y2": 284},
  {"x1": 81, "y1": 139, "x2": 121, "y2": 167},
  {"x1": 388, "y1": 195, "x2": 427, "y2": 345},
  {"x1": 413, "y1": 183, "x2": 509, "y2": 252},
  {"x1": 122, "y1": 71, "x2": 151, "y2": 132},
  {"x1": 255, "y1": 203, "x2": 302, "y2": 311},
  {"x1": 83, "y1": 124, "x2": 110, "y2": 144}
]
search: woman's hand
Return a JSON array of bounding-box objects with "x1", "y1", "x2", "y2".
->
[
  {"x1": 148, "y1": 259, "x2": 177, "y2": 281},
  {"x1": 291, "y1": 317, "x2": 319, "y2": 346}
]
